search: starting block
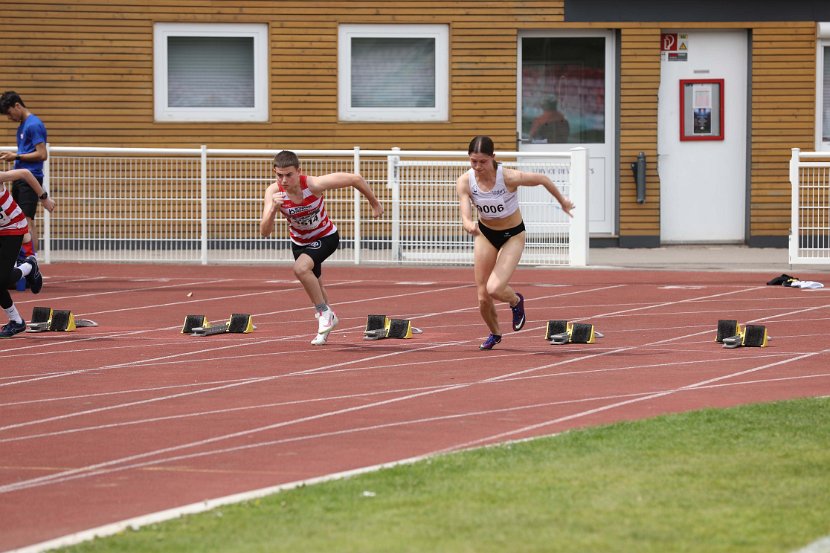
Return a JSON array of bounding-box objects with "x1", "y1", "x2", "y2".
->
[
  {"x1": 187, "y1": 313, "x2": 254, "y2": 336},
  {"x1": 363, "y1": 314, "x2": 422, "y2": 340},
  {"x1": 182, "y1": 314, "x2": 210, "y2": 334},
  {"x1": 717, "y1": 319, "x2": 768, "y2": 348},
  {"x1": 26, "y1": 306, "x2": 98, "y2": 332},
  {"x1": 546, "y1": 319, "x2": 604, "y2": 345}
]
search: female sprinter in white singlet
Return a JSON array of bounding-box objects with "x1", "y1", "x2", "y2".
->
[{"x1": 456, "y1": 135, "x2": 574, "y2": 350}]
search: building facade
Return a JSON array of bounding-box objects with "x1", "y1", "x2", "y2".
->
[{"x1": 4, "y1": 1, "x2": 830, "y2": 247}]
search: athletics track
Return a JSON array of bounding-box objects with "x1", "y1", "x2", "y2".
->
[{"x1": 1, "y1": 263, "x2": 829, "y2": 551}]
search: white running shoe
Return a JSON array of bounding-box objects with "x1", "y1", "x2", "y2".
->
[
  {"x1": 310, "y1": 332, "x2": 329, "y2": 346},
  {"x1": 317, "y1": 309, "x2": 339, "y2": 335}
]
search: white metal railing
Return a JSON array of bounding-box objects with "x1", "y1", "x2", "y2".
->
[
  {"x1": 3, "y1": 145, "x2": 589, "y2": 267},
  {"x1": 789, "y1": 148, "x2": 830, "y2": 264}
]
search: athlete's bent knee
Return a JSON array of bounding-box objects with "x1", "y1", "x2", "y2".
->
[
  {"x1": 478, "y1": 296, "x2": 495, "y2": 311},
  {"x1": 293, "y1": 259, "x2": 314, "y2": 280},
  {"x1": 486, "y1": 282, "x2": 506, "y2": 300}
]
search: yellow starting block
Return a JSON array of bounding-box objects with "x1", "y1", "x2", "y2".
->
[
  {"x1": 184, "y1": 314, "x2": 254, "y2": 336},
  {"x1": 26, "y1": 306, "x2": 98, "y2": 332},
  {"x1": 546, "y1": 319, "x2": 603, "y2": 345},
  {"x1": 717, "y1": 319, "x2": 768, "y2": 348},
  {"x1": 363, "y1": 314, "x2": 421, "y2": 340}
]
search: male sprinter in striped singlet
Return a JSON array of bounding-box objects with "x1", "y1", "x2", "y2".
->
[
  {"x1": 456, "y1": 135, "x2": 574, "y2": 350},
  {"x1": 1, "y1": 168, "x2": 55, "y2": 337},
  {"x1": 260, "y1": 150, "x2": 383, "y2": 345}
]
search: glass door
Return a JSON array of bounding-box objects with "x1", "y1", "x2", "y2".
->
[{"x1": 519, "y1": 31, "x2": 615, "y2": 236}]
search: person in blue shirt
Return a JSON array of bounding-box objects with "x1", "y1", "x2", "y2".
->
[{"x1": 0, "y1": 91, "x2": 49, "y2": 257}]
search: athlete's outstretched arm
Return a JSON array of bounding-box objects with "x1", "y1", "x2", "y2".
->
[
  {"x1": 308, "y1": 173, "x2": 384, "y2": 217},
  {"x1": 504, "y1": 168, "x2": 575, "y2": 217},
  {"x1": 0, "y1": 168, "x2": 55, "y2": 212}
]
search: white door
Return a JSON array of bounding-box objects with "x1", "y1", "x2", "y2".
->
[
  {"x1": 658, "y1": 30, "x2": 747, "y2": 242},
  {"x1": 518, "y1": 31, "x2": 616, "y2": 236}
]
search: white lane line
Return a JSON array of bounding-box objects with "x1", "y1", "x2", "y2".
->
[
  {"x1": 6, "y1": 281, "x2": 828, "y2": 552},
  {"x1": 0, "y1": 282, "x2": 476, "y2": 383},
  {"x1": 4, "y1": 366, "x2": 829, "y2": 497},
  {"x1": 13, "y1": 278, "x2": 235, "y2": 306},
  {"x1": 0, "y1": 285, "x2": 764, "y2": 490},
  {"x1": 3, "y1": 280, "x2": 621, "y2": 361},
  {"x1": 4, "y1": 285, "x2": 824, "y2": 493},
  {"x1": 5, "y1": 369, "x2": 829, "y2": 445}
]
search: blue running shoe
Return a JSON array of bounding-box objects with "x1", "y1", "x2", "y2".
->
[
  {"x1": 511, "y1": 292, "x2": 525, "y2": 331},
  {"x1": 25, "y1": 256, "x2": 42, "y2": 294},
  {"x1": 0, "y1": 319, "x2": 26, "y2": 338},
  {"x1": 479, "y1": 333, "x2": 502, "y2": 350}
]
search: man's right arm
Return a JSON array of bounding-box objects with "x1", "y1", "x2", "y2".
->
[{"x1": 259, "y1": 183, "x2": 281, "y2": 237}]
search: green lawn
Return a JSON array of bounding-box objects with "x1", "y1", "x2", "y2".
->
[{"x1": 62, "y1": 397, "x2": 830, "y2": 553}]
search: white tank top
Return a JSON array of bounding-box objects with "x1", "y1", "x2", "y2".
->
[{"x1": 467, "y1": 165, "x2": 520, "y2": 220}]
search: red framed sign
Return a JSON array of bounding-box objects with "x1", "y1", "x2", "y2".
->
[{"x1": 679, "y1": 79, "x2": 724, "y2": 141}]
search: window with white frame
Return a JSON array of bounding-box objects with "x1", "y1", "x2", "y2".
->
[
  {"x1": 153, "y1": 23, "x2": 268, "y2": 122},
  {"x1": 819, "y1": 23, "x2": 830, "y2": 149},
  {"x1": 338, "y1": 24, "x2": 449, "y2": 122}
]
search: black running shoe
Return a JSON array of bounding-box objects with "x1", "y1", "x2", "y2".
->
[
  {"x1": 0, "y1": 319, "x2": 26, "y2": 338},
  {"x1": 25, "y1": 256, "x2": 42, "y2": 294}
]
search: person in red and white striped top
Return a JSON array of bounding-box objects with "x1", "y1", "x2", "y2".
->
[
  {"x1": 1, "y1": 168, "x2": 55, "y2": 337},
  {"x1": 260, "y1": 150, "x2": 383, "y2": 345}
]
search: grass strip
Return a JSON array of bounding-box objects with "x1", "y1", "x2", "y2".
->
[{"x1": 62, "y1": 397, "x2": 830, "y2": 553}]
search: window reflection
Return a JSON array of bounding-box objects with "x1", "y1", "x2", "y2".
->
[{"x1": 521, "y1": 37, "x2": 605, "y2": 144}]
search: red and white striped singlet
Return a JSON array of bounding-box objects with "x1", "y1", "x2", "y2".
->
[
  {"x1": 278, "y1": 175, "x2": 337, "y2": 245},
  {"x1": 0, "y1": 186, "x2": 28, "y2": 236}
]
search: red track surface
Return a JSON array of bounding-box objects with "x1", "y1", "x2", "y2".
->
[{"x1": 1, "y1": 263, "x2": 829, "y2": 551}]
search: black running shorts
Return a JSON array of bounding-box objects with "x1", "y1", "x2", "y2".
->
[
  {"x1": 291, "y1": 231, "x2": 340, "y2": 278},
  {"x1": 478, "y1": 220, "x2": 526, "y2": 251}
]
